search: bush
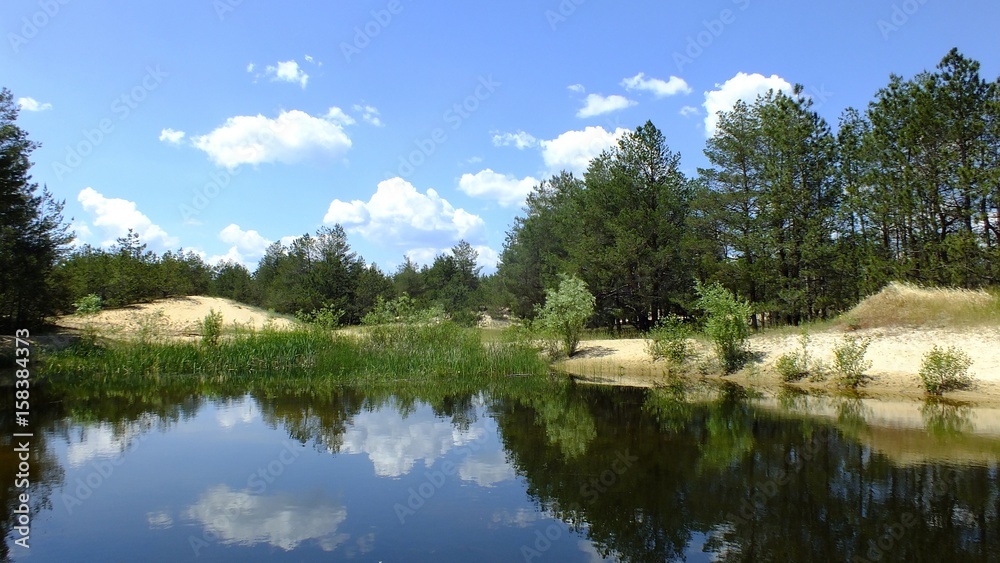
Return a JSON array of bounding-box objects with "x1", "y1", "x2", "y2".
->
[
  {"x1": 695, "y1": 282, "x2": 752, "y2": 373},
  {"x1": 296, "y1": 304, "x2": 344, "y2": 330},
  {"x1": 535, "y1": 274, "x2": 595, "y2": 357},
  {"x1": 919, "y1": 345, "x2": 975, "y2": 395},
  {"x1": 74, "y1": 293, "x2": 102, "y2": 316},
  {"x1": 646, "y1": 316, "x2": 693, "y2": 365},
  {"x1": 362, "y1": 295, "x2": 443, "y2": 326},
  {"x1": 775, "y1": 333, "x2": 812, "y2": 382},
  {"x1": 201, "y1": 309, "x2": 224, "y2": 347},
  {"x1": 833, "y1": 335, "x2": 873, "y2": 388}
]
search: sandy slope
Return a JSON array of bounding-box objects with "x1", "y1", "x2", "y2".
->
[
  {"x1": 559, "y1": 326, "x2": 1000, "y2": 405},
  {"x1": 56, "y1": 296, "x2": 297, "y2": 337}
]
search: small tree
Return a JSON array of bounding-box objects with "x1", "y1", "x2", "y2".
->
[
  {"x1": 919, "y1": 345, "x2": 974, "y2": 396},
  {"x1": 201, "y1": 309, "x2": 224, "y2": 347},
  {"x1": 695, "y1": 281, "x2": 752, "y2": 373},
  {"x1": 536, "y1": 274, "x2": 595, "y2": 357}
]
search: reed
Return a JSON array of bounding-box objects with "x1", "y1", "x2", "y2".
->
[{"x1": 39, "y1": 321, "x2": 549, "y2": 389}]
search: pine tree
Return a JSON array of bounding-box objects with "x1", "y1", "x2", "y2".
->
[{"x1": 0, "y1": 88, "x2": 73, "y2": 328}]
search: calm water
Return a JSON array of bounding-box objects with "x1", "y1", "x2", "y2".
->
[{"x1": 2, "y1": 382, "x2": 999, "y2": 562}]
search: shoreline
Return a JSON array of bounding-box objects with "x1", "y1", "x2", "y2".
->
[{"x1": 559, "y1": 325, "x2": 1000, "y2": 408}]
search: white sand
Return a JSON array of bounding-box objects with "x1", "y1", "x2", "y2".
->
[{"x1": 56, "y1": 296, "x2": 297, "y2": 337}]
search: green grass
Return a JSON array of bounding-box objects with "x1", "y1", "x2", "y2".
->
[{"x1": 39, "y1": 322, "x2": 549, "y2": 391}]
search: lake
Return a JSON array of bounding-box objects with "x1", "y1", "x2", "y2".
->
[{"x1": 3, "y1": 381, "x2": 999, "y2": 561}]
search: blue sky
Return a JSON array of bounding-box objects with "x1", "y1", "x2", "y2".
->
[{"x1": 4, "y1": 0, "x2": 999, "y2": 274}]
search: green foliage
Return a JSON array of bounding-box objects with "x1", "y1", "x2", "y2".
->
[
  {"x1": 0, "y1": 88, "x2": 74, "y2": 329},
  {"x1": 535, "y1": 274, "x2": 595, "y2": 357},
  {"x1": 296, "y1": 304, "x2": 344, "y2": 330},
  {"x1": 41, "y1": 323, "x2": 548, "y2": 383},
  {"x1": 774, "y1": 332, "x2": 829, "y2": 383},
  {"x1": 73, "y1": 293, "x2": 102, "y2": 316},
  {"x1": 646, "y1": 316, "x2": 693, "y2": 366},
  {"x1": 201, "y1": 309, "x2": 224, "y2": 347},
  {"x1": 919, "y1": 345, "x2": 975, "y2": 395},
  {"x1": 695, "y1": 281, "x2": 752, "y2": 373},
  {"x1": 362, "y1": 294, "x2": 443, "y2": 326},
  {"x1": 833, "y1": 335, "x2": 873, "y2": 388}
]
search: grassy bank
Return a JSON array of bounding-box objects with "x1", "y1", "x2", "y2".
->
[{"x1": 39, "y1": 321, "x2": 549, "y2": 390}]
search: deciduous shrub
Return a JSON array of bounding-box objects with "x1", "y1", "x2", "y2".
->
[
  {"x1": 201, "y1": 309, "x2": 224, "y2": 347},
  {"x1": 73, "y1": 293, "x2": 102, "y2": 316},
  {"x1": 535, "y1": 274, "x2": 595, "y2": 358},
  {"x1": 919, "y1": 345, "x2": 974, "y2": 395},
  {"x1": 646, "y1": 316, "x2": 693, "y2": 366},
  {"x1": 695, "y1": 282, "x2": 752, "y2": 373},
  {"x1": 833, "y1": 335, "x2": 873, "y2": 388}
]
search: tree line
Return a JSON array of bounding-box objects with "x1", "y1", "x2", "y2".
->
[
  {"x1": 2, "y1": 49, "x2": 998, "y2": 330},
  {"x1": 496, "y1": 48, "x2": 1000, "y2": 329}
]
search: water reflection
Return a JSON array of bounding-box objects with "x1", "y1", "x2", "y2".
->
[
  {"x1": 1, "y1": 381, "x2": 999, "y2": 561},
  {"x1": 184, "y1": 485, "x2": 349, "y2": 551}
]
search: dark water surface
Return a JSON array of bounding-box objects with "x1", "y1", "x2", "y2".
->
[{"x1": 2, "y1": 382, "x2": 999, "y2": 562}]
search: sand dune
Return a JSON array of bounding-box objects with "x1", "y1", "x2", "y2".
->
[{"x1": 56, "y1": 296, "x2": 297, "y2": 337}]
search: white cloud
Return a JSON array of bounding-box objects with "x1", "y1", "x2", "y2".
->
[
  {"x1": 403, "y1": 245, "x2": 498, "y2": 271},
  {"x1": 304, "y1": 54, "x2": 314, "y2": 63},
  {"x1": 567, "y1": 84, "x2": 586, "y2": 93},
  {"x1": 352, "y1": 104, "x2": 384, "y2": 127},
  {"x1": 208, "y1": 224, "x2": 273, "y2": 266},
  {"x1": 467, "y1": 156, "x2": 483, "y2": 164},
  {"x1": 324, "y1": 107, "x2": 356, "y2": 126},
  {"x1": 324, "y1": 177, "x2": 485, "y2": 247},
  {"x1": 621, "y1": 73, "x2": 692, "y2": 97},
  {"x1": 246, "y1": 62, "x2": 255, "y2": 73},
  {"x1": 679, "y1": 105, "x2": 700, "y2": 117},
  {"x1": 491, "y1": 130, "x2": 538, "y2": 150},
  {"x1": 703, "y1": 72, "x2": 793, "y2": 137},
  {"x1": 539, "y1": 126, "x2": 628, "y2": 175},
  {"x1": 458, "y1": 169, "x2": 539, "y2": 207},
  {"x1": 340, "y1": 406, "x2": 485, "y2": 477},
  {"x1": 77, "y1": 187, "x2": 178, "y2": 249},
  {"x1": 473, "y1": 245, "x2": 499, "y2": 269},
  {"x1": 191, "y1": 109, "x2": 352, "y2": 168},
  {"x1": 215, "y1": 397, "x2": 259, "y2": 429},
  {"x1": 66, "y1": 423, "x2": 134, "y2": 467},
  {"x1": 17, "y1": 97, "x2": 52, "y2": 112},
  {"x1": 576, "y1": 93, "x2": 636, "y2": 118},
  {"x1": 159, "y1": 128, "x2": 186, "y2": 144},
  {"x1": 185, "y1": 486, "x2": 348, "y2": 551},
  {"x1": 265, "y1": 60, "x2": 308, "y2": 88},
  {"x1": 459, "y1": 449, "x2": 516, "y2": 487}
]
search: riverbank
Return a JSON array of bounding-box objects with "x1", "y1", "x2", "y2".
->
[{"x1": 559, "y1": 324, "x2": 1000, "y2": 407}]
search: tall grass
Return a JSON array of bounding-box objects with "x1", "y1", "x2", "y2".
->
[
  {"x1": 39, "y1": 321, "x2": 549, "y2": 389},
  {"x1": 844, "y1": 282, "x2": 1000, "y2": 329}
]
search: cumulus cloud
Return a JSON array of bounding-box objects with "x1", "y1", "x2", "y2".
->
[
  {"x1": 458, "y1": 169, "x2": 539, "y2": 207},
  {"x1": 539, "y1": 126, "x2": 628, "y2": 175},
  {"x1": 17, "y1": 97, "x2": 52, "y2": 112},
  {"x1": 208, "y1": 224, "x2": 273, "y2": 266},
  {"x1": 459, "y1": 449, "x2": 516, "y2": 487},
  {"x1": 191, "y1": 109, "x2": 352, "y2": 168},
  {"x1": 621, "y1": 73, "x2": 692, "y2": 97},
  {"x1": 77, "y1": 187, "x2": 178, "y2": 249},
  {"x1": 679, "y1": 106, "x2": 700, "y2": 117},
  {"x1": 491, "y1": 130, "x2": 538, "y2": 150},
  {"x1": 576, "y1": 93, "x2": 636, "y2": 118},
  {"x1": 703, "y1": 72, "x2": 793, "y2": 136},
  {"x1": 404, "y1": 244, "x2": 498, "y2": 271},
  {"x1": 265, "y1": 60, "x2": 309, "y2": 88},
  {"x1": 340, "y1": 406, "x2": 486, "y2": 477},
  {"x1": 159, "y1": 128, "x2": 185, "y2": 144},
  {"x1": 324, "y1": 107, "x2": 356, "y2": 126},
  {"x1": 324, "y1": 177, "x2": 484, "y2": 247},
  {"x1": 352, "y1": 104, "x2": 383, "y2": 127},
  {"x1": 567, "y1": 84, "x2": 586, "y2": 93},
  {"x1": 185, "y1": 486, "x2": 348, "y2": 551}
]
